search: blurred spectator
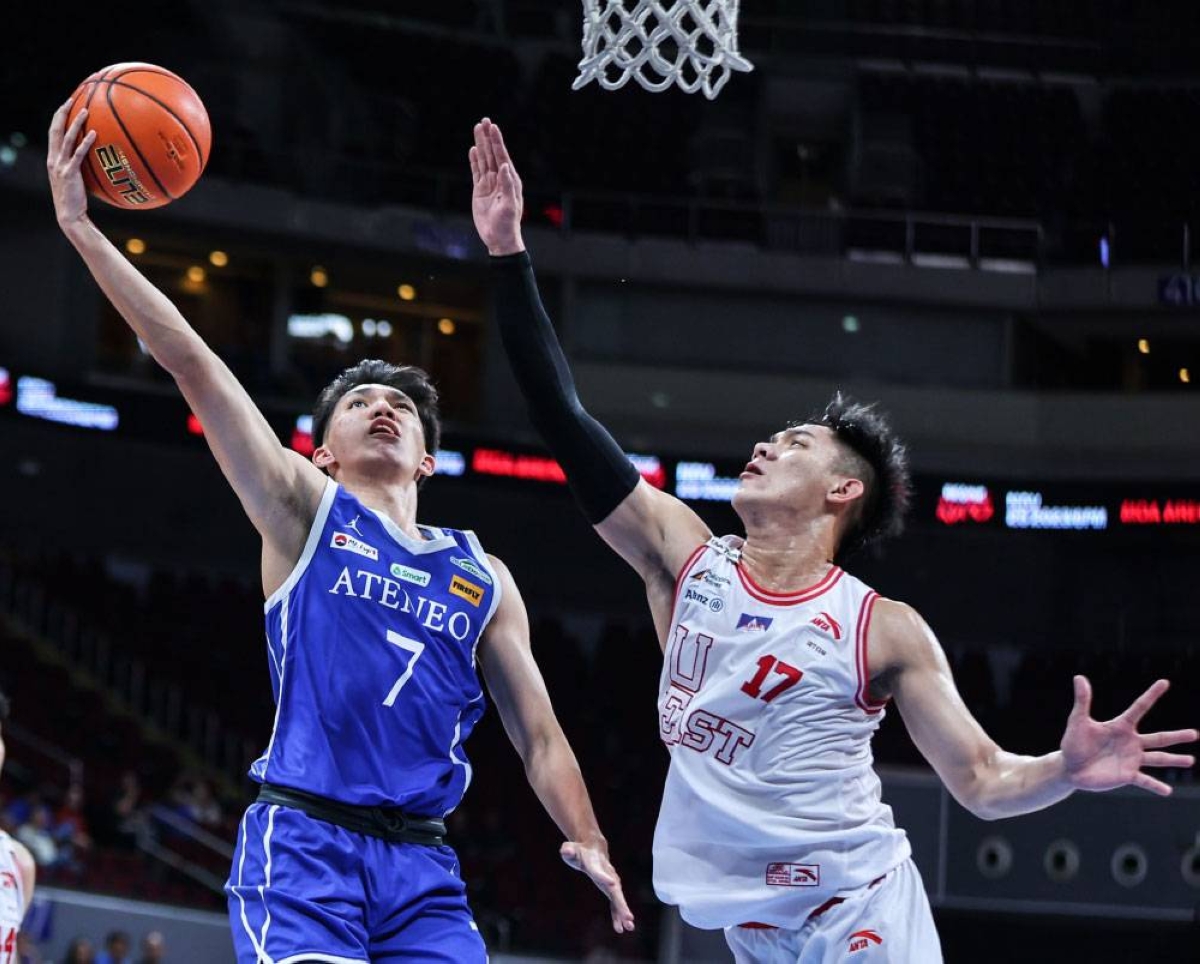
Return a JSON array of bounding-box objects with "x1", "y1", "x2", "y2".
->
[
  {"x1": 135, "y1": 932, "x2": 165, "y2": 964},
  {"x1": 169, "y1": 775, "x2": 222, "y2": 829},
  {"x1": 94, "y1": 930, "x2": 131, "y2": 964},
  {"x1": 3, "y1": 790, "x2": 37, "y2": 832},
  {"x1": 53, "y1": 784, "x2": 92, "y2": 873},
  {"x1": 107, "y1": 771, "x2": 150, "y2": 851},
  {"x1": 15, "y1": 802, "x2": 59, "y2": 868},
  {"x1": 59, "y1": 938, "x2": 94, "y2": 964},
  {"x1": 17, "y1": 932, "x2": 43, "y2": 964}
]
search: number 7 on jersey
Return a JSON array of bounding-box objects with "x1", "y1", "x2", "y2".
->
[{"x1": 383, "y1": 630, "x2": 426, "y2": 706}]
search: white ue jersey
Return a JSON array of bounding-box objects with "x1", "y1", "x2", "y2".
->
[
  {"x1": 0, "y1": 831, "x2": 25, "y2": 964},
  {"x1": 653, "y1": 536, "x2": 911, "y2": 930}
]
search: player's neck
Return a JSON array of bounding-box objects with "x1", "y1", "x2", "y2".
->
[
  {"x1": 739, "y1": 519, "x2": 837, "y2": 592},
  {"x1": 338, "y1": 474, "x2": 423, "y2": 540}
]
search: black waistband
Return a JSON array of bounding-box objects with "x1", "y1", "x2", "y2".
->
[{"x1": 256, "y1": 783, "x2": 446, "y2": 846}]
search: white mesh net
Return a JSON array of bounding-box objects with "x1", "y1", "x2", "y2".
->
[{"x1": 574, "y1": 0, "x2": 754, "y2": 100}]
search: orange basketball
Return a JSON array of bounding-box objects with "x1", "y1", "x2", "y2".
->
[{"x1": 66, "y1": 63, "x2": 211, "y2": 210}]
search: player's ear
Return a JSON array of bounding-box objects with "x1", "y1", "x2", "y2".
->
[
  {"x1": 313, "y1": 445, "x2": 337, "y2": 472},
  {"x1": 416, "y1": 451, "x2": 436, "y2": 481},
  {"x1": 828, "y1": 476, "x2": 864, "y2": 506}
]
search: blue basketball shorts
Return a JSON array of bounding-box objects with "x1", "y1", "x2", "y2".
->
[{"x1": 226, "y1": 802, "x2": 487, "y2": 964}]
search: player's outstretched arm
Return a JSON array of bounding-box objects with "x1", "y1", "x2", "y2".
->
[
  {"x1": 476, "y1": 556, "x2": 635, "y2": 934},
  {"x1": 46, "y1": 101, "x2": 323, "y2": 571},
  {"x1": 878, "y1": 599, "x2": 1197, "y2": 820},
  {"x1": 470, "y1": 119, "x2": 710, "y2": 592}
]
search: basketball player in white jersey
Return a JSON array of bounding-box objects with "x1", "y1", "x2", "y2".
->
[
  {"x1": 0, "y1": 690, "x2": 37, "y2": 964},
  {"x1": 470, "y1": 118, "x2": 1199, "y2": 963},
  {"x1": 47, "y1": 102, "x2": 634, "y2": 962}
]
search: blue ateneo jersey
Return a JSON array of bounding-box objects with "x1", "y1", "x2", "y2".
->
[{"x1": 249, "y1": 480, "x2": 502, "y2": 816}]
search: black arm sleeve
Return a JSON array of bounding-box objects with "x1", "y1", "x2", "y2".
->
[{"x1": 490, "y1": 251, "x2": 641, "y2": 524}]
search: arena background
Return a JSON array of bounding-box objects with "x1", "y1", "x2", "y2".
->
[{"x1": 1, "y1": 2, "x2": 1198, "y2": 962}]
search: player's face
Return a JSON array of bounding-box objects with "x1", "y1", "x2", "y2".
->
[
  {"x1": 318, "y1": 385, "x2": 432, "y2": 481},
  {"x1": 734, "y1": 424, "x2": 843, "y2": 515}
]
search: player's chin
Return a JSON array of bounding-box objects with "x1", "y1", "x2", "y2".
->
[{"x1": 731, "y1": 485, "x2": 761, "y2": 510}]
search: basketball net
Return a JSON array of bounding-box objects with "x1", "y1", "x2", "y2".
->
[{"x1": 573, "y1": 0, "x2": 754, "y2": 100}]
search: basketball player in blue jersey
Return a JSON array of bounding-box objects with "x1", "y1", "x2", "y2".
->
[
  {"x1": 47, "y1": 102, "x2": 634, "y2": 964},
  {"x1": 0, "y1": 690, "x2": 38, "y2": 964},
  {"x1": 470, "y1": 118, "x2": 1198, "y2": 963}
]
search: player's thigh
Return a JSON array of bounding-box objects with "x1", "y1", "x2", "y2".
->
[
  {"x1": 366, "y1": 843, "x2": 487, "y2": 964},
  {"x1": 226, "y1": 804, "x2": 371, "y2": 964},
  {"x1": 806, "y1": 860, "x2": 942, "y2": 964}
]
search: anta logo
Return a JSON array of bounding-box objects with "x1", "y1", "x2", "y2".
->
[
  {"x1": 736, "y1": 613, "x2": 773, "y2": 632},
  {"x1": 0, "y1": 871, "x2": 15, "y2": 889},
  {"x1": 331, "y1": 532, "x2": 379, "y2": 560},
  {"x1": 810, "y1": 611, "x2": 842, "y2": 639},
  {"x1": 449, "y1": 575, "x2": 484, "y2": 607},
  {"x1": 689, "y1": 568, "x2": 731, "y2": 590},
  {"x1": 764, "y1": 863, "x2": 820, "y2": 887},
  {"x1": 848, "y1": 930, "x2": 883, "y2": 952},
  {"x1": 684, "y1": 587, "x2": 724, "y2": 613}
]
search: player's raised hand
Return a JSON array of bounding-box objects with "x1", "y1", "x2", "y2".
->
[
  {"x1": 470, "y1": 117, "x2": 525, "y2": 256},
  {"x1": 47, "y1": 99, "x2": 96, "y2": 229},
  {"x1": 1061, "y1": 675, "x2": 1197, "y2": 796},
  {"x1": 560, "y1": 840, "x2": 636, "y2": 934}
]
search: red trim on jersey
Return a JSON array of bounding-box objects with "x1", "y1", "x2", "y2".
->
[
  {"x1": 673, "y1": 542, "x2": 709, "y2": 601},
  {"x1": 854, "y1": 591, "x2": 888, "y2": 713},
  {"x1": 735, "y1": 561, "x2": 843, "y2": 606}
]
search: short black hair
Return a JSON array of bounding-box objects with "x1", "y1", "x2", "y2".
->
[
  {"x1": 805, "y1": 392, "x2": 911, "y2": 556},
  {"x1": 0, "y1": 687, "x2": 8, "y2": 723},
  {"x1": 311, "y1": 359, "x2": 442, "y2": 460}
]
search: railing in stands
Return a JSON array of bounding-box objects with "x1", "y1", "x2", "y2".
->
[
  {"x1": 141, "y1": 804, "x2": 234, "y2": 895},
  {"x1": 3, "y1": 723, "x2": 83, "y2": 789},
  {"x1": 0, "y1": 564, "x2": 258, "y2": 786}
]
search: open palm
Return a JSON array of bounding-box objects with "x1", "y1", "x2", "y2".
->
[
  {"x1": 560, "y1": 840, "x2": 636, "y2": 934},
  {"x1": 1061, "y1": 676, "x2": 1197, "y2": 796},
  {"x1": 469, "y1": 118, "x2": 524, "y2": 255}
]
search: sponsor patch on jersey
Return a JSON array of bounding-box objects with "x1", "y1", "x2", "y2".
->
[
  {"x1": 684, "y1": 586, "x2": 724, "y2": 613},
  {"x1": 450, "y1": 574, "x2": 484, "y2": 607},
  {"x1": 849, "y1": 929, "x2": 883, "y2": 952},
  {"x1": 390, "y1": 562, "x2": 431, "y2": 587},
  {"x1": 765, "y1": 862, "x2": 820, "y2": 887},
  {"x1": 689, "y1": 568, "x2": 731, "y2": 591},
  {"x1": 331, "y1": 531, "x2": 379, "y2": 560},
  {"x1": 0, "y1": 870, "x2": 15, "y2": 889},
  {"x1": 810, "y1": 611, "x2": 843, "y2": 640},
  {"x1": 736, "y1": 612, "x2": 773, "y2": 632},
  {"x1": 451, "y1": 555, "x2": 493, "y2": 584}
]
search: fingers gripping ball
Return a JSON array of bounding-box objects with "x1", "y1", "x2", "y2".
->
[{"x1": 66, "y1": 63, "x2": 211, "y2": 210}]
